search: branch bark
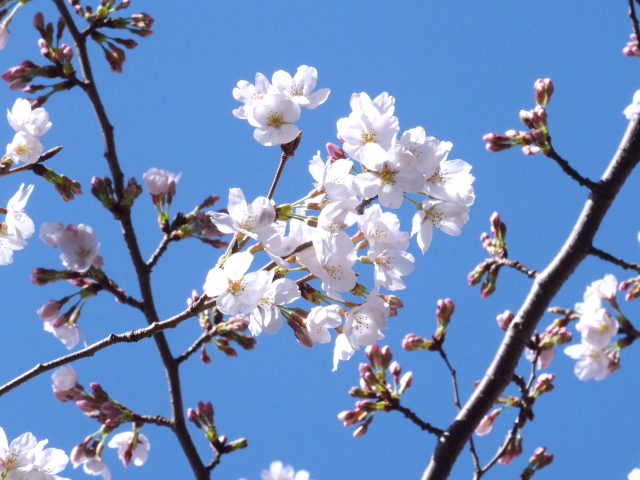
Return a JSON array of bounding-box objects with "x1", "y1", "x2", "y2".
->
[{"x1": 422, "y1": 113, "x2": 640, "y2": 479}]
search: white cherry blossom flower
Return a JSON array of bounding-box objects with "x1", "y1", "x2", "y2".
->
[
  {"x1": 24, "y1": 442, "x2": 71, "y2": 480},
  {"x1": 411, "y1": 199, "x2": 469, "y2": 253},
  {"x1": 272, "y1": 65, "x2": 330, "y2": 109},
  {"x1": 368, "y1": 247, "x2": 415, "y2": 291},
  {"x1": 629, "y1": 468, "x2": 640, "y2": 480},
  {"x1": 0, "y1": 233, "x2": 22, "y2": 265},
  {"x1": 7, "y1": 98, "x2": 52, "y2": 137},
  {"x1": 5, "y1": 183, "x2": 34, "y2": 244},
  {"x1": 524, "y1": 347, "x2": 555, "y2": 369},
  {"x1": 261, "y1": 461, "x2": 311, "y2": 480},
  {"x1": 203, "y1": 252, "x2": 273, "y2": 316},
  {"x1": 142, "y1": 168, "x2": 181, "y2": 196},
  {"x1": 424, "y1": 158, "x2": 475, "y2": 207},
  {"x1": 297, "y1": 239, "x2": 356, "y2": 301},
  {"x1": 583, "y1": 274, "x2": 618, "y2": 303},
  {"x1": 575, "y1": 307, "x2": 618, "y2": 349},
  {"x1": 349, "y1": 92, "x2": 395, "y2": 117},
  {"x1": 44, "y1": 322, "x2": 81, "y2": 350},
  {"x1": 6, "y1": 131, "x2": 43, "y2": 164},
  {"x1": 337, "y1": 100, "x2": 399, "y2": 161},
  {"x1": 624, "y1": 90, "x2": 640, "y2": 119},
  {"x1": 232, "y1": 73, "x2": 277, "y2": 119},
  {"x1": 332, "y1": 333, "x2": 356, "y2": 371},
  {"x1": 354, "y1": 143, "x2": 423, "y2": 209},
  {"x1": 343, "y1": 292, "x2": 390, "y2": 350},
  {"x1": 249, "y1": 278, "x2": 300, "y2": 336},
  {"x1": 308, "y1": 153, "x2": 355, "y2": 201},
  {"x1": 564, "y1": 342, "x2": 609, "y2": 381},
  {"x1": 248, "y1": 93, "x2": 301, "y2": 146},
  {"x1": 72, "y1": 454, "x2": 111, "y2": 480},
  {"x1": 56, "y1": 224, "x2": 101, "y2": 272},
  {"x1": 52, "y1": 366, "x2": 77, "y2": 391},
  {"x1": 107, "y1": 432, "x2": 150, "y2": 467},
  {"x1": 0, "y1": 428, "x2": 37, "y2": 473},
  {"x1": 398, "y1": 127, "x2": 450, "y2": 175},
  {"x1": 39, "y1": 222, "x2": 64, "y2": 247},
  {"x1": 359, "y1": 204, "x2": 409, "y2": 251},
  {"x1": 306, "y1": 305, "x2": 343, "y2": 344},
  {"x1": 208, "y1": 188, "x2": 276, "y2": 241}
]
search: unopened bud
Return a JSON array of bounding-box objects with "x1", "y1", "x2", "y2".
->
[
  {"x1": 436, "y1": 298, "x2": 455, "y2": 325},
  {"x1": 398, "y1": 371, "x2": 413, "y2": 394},
  {"x1": 326, "y1": 142, "x2": 346, "y2": 161},
  {"x1": 533, "y1": 78, "x2": 554, "y2": 106},
  {"x1": 531, "y1": 373, "x2": 555, "y2": 397},
  {"x1": 496, "y1": 310, "x2": 514, "y2": 330},
  {"x1": 380, "y1": 345, "x2": 392, "y2": 369},
  {"x1": 475, "y1": 409, "x2": 499, "y2": 436},
  {"x1": 226, "y1": 438, "x2": 248, "y2": 451}
]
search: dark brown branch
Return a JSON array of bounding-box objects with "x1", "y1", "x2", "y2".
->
[
  {"x1": 388, "y1": 401, "x2": 443, "y2": 436},
  {"x1": 52, "y1": 3, "x2": 209, "y2": 477},
  {"x1": 493, "y1": 258, "x2": 538, "y2": 278},
  {"x1": 0, "y1": 296, "x2": 214, "y2": 397},
  {"x1": 544, "y1": 144, "x2": 598, "y2": 190},
  {"x1": 267, "y1": 151, "x2": 293, "y2": 200},
  {"x1": 422, "y1": 102, "x2": 640, "y2": 480},
  {"x1": 590, "y1": 246, "x2": 640, "y2": 273},
  {"x1": 176, "y1": 329, "x2": 214, "y2": 365},
  {"x1": 136, "y1": 414, "x2": 174, "y2": 428},
  {"x1": 630, "y1": 0, "x2": 640, "y2": 47},
  {"x1": 147, "y1": 234, "x2": 176, "y2": 270}
]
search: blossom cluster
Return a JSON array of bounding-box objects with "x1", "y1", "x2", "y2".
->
[
  {"x1": 52, "y1": 366, "x2": 150, "y2": 480},
  {"x1": 0, "y1": 426, "x2": 70, "y2": 480},
  {"x1": 233, "y1": 65, "x2": 330, "y2": 146},
  {"x1": 0, "y1": 183, "x2": 35, "y2": 265},
  {"x1": 5, "y1": 98, "x2": 50, "y2": 165},
  {"x1": 205, "y1": 73, "x2": 475, "y2": 369},
  {"x1": 562, "y1": 274, "x2": 620, "y2": 381}
]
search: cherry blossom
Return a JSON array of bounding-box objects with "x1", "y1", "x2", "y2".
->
[
  {"x1": 52, "y1": 366, "x2": 78, "y2": 392},
  {"x1": 208, "y1": 188, "x2": 276, "y2": 241},
  {"x1": 5, "y1": 183, "x2": 34, "y2": 244},
  {"x1": 411, "y1": 199, "x2": 469, "y2": 253},
  {"x1": 332, "y1": 333, "x2": 356, "y2": 371},
  {"x1": 249, "y1": 278, "x2": 300, "y2": 336},
  {"x1": 306, "y1": 305, "x2": 343, "y2": 344},
  {"x1": 7, "y1": 98, "x2": 51, "y2": 137},
  {"x1": 203, "y1": 252, "x2": 273, "y2": 316},
  {"x1": 261, "y1": 461, "x2": 311, "y2": 480},
  {"x1": 232, "y1": 72, "x2": 277, "y2": 119},
  {"x1": 44, "y1": 321, "x2": 81, "y2": 350},
  {"x1": 629, "y1": 468, "x2": 640, "y2": 480},
  {"x1": 297, "y1": 240, "x2": 356, "y2": 301},
  {"x1": 368, "y1": 247, "x2": 415, "y2": 291},
  {"x1": 349, "y1": 92, "x2": 395, "y2": 117},
  {"x1": 343, "y1": 292, "x2": 390, "y2": 350},
  {"x1": 0, "y1": 231, "x2": 21, "y2": 265},
  {"x1": 53, "y1": 224, "x2": 101, "y2": 273},
  {"x1": 398, "y1": 127, "x2": 450, "y2": 175},
  {"x1": 248, "y1": 93, "x2": 301, "y2": 146},
  {"x1": 337, "y1": 97, "x2": 399, "y2": 161},
  {"x1": 358, "y1": 204, "x2": 409, "y2": 251},
  {"x1": 353, "y1": 143, "x2": 423, "y2": 209},
  {"x1": 142, "y1": 167, "x2": 181, "y2": 196},
  {"x1": 107, "y1": 431, "x2": 150, "y2": 467},
  {"x1": 6, "y1": 131, "x2": 43, "y2": 164},
  {"x1": 624, "y1": 89, "x2": 640, "y2": 119},
  {"x1": 71, "y1": 451, "x2": 111, "y2": 480},
  {"x1": 272, "y1": 65, "x2": 330, "y2": 109},
  {"x1": 564, "y1": 342, "x2": 610, "y2": 381},
  {"x1": 308, "y1": 153, "x2": 355, "y2": 201},
  {"x1": 575, "y1": 307, "x2": 618, "y2": 349},
  {"x1": 0, "y1": 428, "x2": 37, "y2": 474},
  {"x1": 424, "y1": 158, "x2": 475, "y2": 207}
]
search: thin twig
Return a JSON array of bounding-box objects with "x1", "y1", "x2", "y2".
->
[
  {"x1": 590, "y1": 246, "x2": 640, "y2": 273},
  {"x1": 176, "y1": 329, "x2": 214, "y2": 365},
  {"x1": 147, "y1": 234, "x2": 176, "y2": 269},
  {"x1": 436, "y1": 346, "x2": 481, "y2": 473},
  {"x1": 544, "y1": 145, "x2": 598, "y2": 190},
  {"x1": 388, "y1": 401, "x2": 443, "y2": 436},
  {"x1": 135, "y1": 414, "x2": 174, "y2": 428},
  {"x1": 261, "y1": 240, "x2": 313, "y2": 271},
  {"x1": 0, "y1": 295, "x2": 213, "y2": 397},
  {"x1": 267, "y1": 151, "x2": 293, "y2": 200},
  {"x1": 493, "y1": 258, "x2": 538, "y2": 278}
]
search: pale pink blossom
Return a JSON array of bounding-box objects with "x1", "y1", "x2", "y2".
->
[
  {"x1": 7, "y1": 98, "x2": 52, "y2": 137},
  {"x1": 248, "y1": 93, "x2": 300, "y2": 146},
  {"x1": 56, "y1": 224, "x2": 100, "y2": 272},
  {"x1": 272, "y1": 65, "x2": 330, "y2": 109},
  {"x1": 564, "y1": 343, "x2": 610, "y2": 381},
  {"x1": 411, "y1": 199, "x2": 469, "y2": 253},
  {"x1": 249, "y1": 278, "x2": 300, "y2": 336},
  {"x1": 208, "y1": 188, "x2": 276, "y2": 241},
  {"x1": 6, "y1": 131, "x2": 43, "y2": 164},
  {"x1": 306, "y1": 305, "x2": 344, "y2": 344},
  {"x1": 52, "y1": 366, "x2": 77, "y2": 391},
  {"x1": 142, "y1": 167, "x2": 181, "y2": 196},
  {"x1": 107, "y1": 431, "x2": 150, "y2": 467}
]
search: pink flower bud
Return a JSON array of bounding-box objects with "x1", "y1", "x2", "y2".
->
[
  {"x1": 326, "y1": 142, "x2": 347, "y2": 161},
  {"x1": 38, "y1": 299, "x2": 66, "y2": 322},
  {"x1": 496, "y1": 310, "x2": 514, "y2": 330},
  {"x1": 533, "y1": 78, "x2": 554, "y2": 106},
  {"x1": 353, "y1": 424, "x2": 368, "y2": 438},
  {"x1": 398, "y1": 372, "x2": 413, "y2": 394},
  {"x1": 475, "y1": 410, "x2": 499, "y2": 436},
  {"x1": 389, "y1": 361, "x2": 402, "y2": 377}
]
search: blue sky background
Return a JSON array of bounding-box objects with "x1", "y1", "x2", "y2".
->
[{"x1": 1, "y1": 1, "x2": 640, "y2": 479}]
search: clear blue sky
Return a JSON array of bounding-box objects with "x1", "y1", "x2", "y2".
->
[{"x1": 1, "y1": 1, "x2": 639, "y2": 479}]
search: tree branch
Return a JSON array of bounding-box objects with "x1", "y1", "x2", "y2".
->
[
  {"x1": 388, "y1": 401, "x2": 443, "y2": 436},
  {"x1": 629, "y1": 0, "x2": 640, "y2": 46},
  {"x1": 589, "y1": 246, "x2": 640, "y2": 273},
  {"x1": 422, "y1": 108, "x2": 640, "y2": 480},
  {"x1": 147, "y1": 234, "x2": 176, "y2": 270},
  {"x1": 544, "y1": 144, "x2": 598, "y2": 190},
  {"x1": 492, "y1": 257, "x2": 538, "y2": 278}
]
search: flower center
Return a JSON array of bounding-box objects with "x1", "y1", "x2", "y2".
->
[
  {"x1": 426, "y1": 209, "x2": 444, "y2": 226},
  {"x1": 14, "y1": 142, "x2": 31, "y2": 155},
  {"x1": 75, "y1": 246, "x2": 92, "y2": 259},
  {"x1": 229, "y1": 279, "x2": 246, "y2": 296},
  {"x1": 266, "y1": 111, "x2": 284, "y2": 127},
  {"x1": 375, "y1": 255, "x2": 392, "y2": 271},
  {"x1": 353, "y1": 314, "x2": 370, "y2": 333},
  {"x1": 290, "y1": 85, "x2": 305, "y2": 96},
  {"x1": 361, "y1": 129, "x2": 377, "y2": 143},
  {"x1": 430, "y1": 167, "x2": 446, "y2": 183},
  {"x1": 378, "y1": 165, "x2": 396, "y2": 185}
]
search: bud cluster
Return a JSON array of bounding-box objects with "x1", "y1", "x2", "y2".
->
[
  {"x1": 520, "y1": 446, "x2": 554, "y2": 479},
  {"x1": 483, "y1": 78, "x2": 553, "y2": 155},
  {"x1": 468, "y1": 212, "x2": 507, "y2": 298},
  {"x1": 187, "y1": 401, "x2": 248, "y2": 454},
  {"x1": 623, "y1": 33, "x2": 640, "y2": 57},
  {"x1": 337, "y1": 344, "x2": 413, "y2": 438}
]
